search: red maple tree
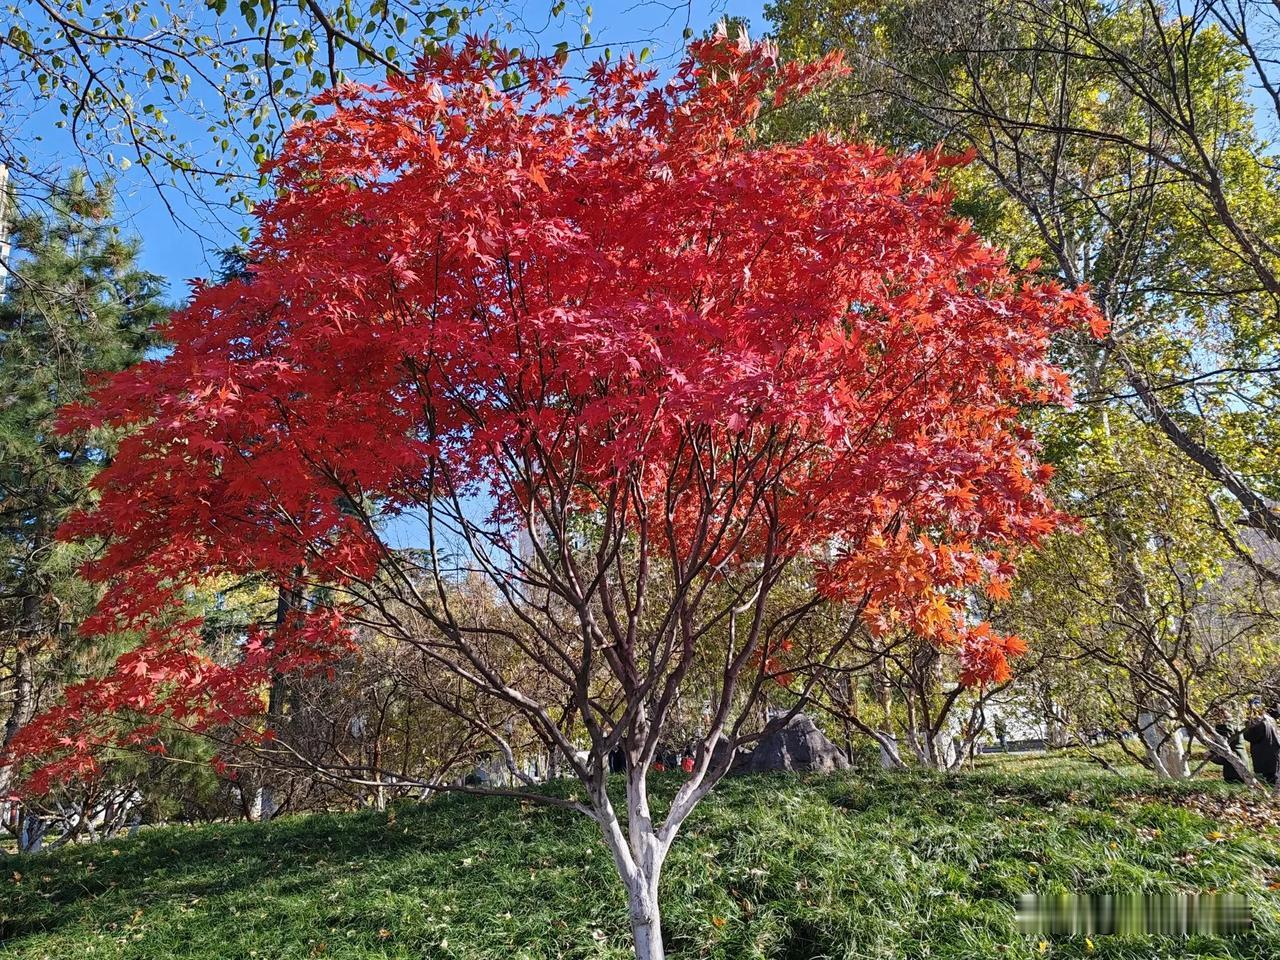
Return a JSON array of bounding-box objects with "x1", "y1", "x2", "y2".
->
[{"x1": 4, "y1": 32, "x2": 1098, "y2": 959}]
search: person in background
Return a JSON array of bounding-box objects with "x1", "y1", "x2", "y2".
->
[
  {"x1": 1209, "y1": 707, "x2": 1246, "y2": 784},
  {"x1": 1242, "y1": 698, "x2": 1279, "y2": 785},
  {"x1": 609, "y1": 747, "x2": 627, "y2": 774}
]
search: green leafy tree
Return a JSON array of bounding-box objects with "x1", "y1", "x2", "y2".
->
[
  {"x1": 1000, "y1": 407, "x2": 1279, "y2": 781},
  {"x1": 0, "y1": 173, "x2": 166, "y2": 847},
  {"x1": 766, "y1": 0, "x2": 1280, "y2": 776},
  {"x1": 768, "y1": 0, "x2": 1280, "y2": 543}
]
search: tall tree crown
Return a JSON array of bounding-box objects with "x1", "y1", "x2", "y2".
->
[
  {"x1": 7, "y1": 35, "x2": 1098, "y2": 790},
  {"x1": 0, "y1": 176, "x2": 167, "y2": 796}
]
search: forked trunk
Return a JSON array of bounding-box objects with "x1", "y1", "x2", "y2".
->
[
  {"x1": 596, "y1": 758, "x2": 673, "y2": 960},
  {"x1": 619, "y1": 812, "x2": 668, "y2": 959}
]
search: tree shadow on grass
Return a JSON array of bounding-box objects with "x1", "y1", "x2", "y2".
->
[{"x1": 1, "y1": 793, "x2": 606, "y2": 951}]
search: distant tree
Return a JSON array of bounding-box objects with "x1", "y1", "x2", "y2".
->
[
  {"x1": 996, "y1": 408, "x2": 1279, "y2": 783},
  {"x1": 768, "y1": 0, "x2": 1280, "y2": 771},
  {"x1": 768, "y1": 0, "x2": 1280, "y2": 549},
  {"x1": 0, "y1": 173, "x2": 166, "y2": 849},
  {"x1": 6, "y1": 36, "x2": 1094, "y2": 959},
  {"x1": 815, "y1": 629, "x2": 1011, "y2": 771}
]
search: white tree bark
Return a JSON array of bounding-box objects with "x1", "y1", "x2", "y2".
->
[
  {"x1": 1138, "y1": 712, "x2": 1189, "y2": 779},
  {"x1": 876, "y1": 730, "x2": 905, "y2": 770},
  {"x1": 251, "y1": 785, "x2": 277, "y2": 822},
  {"x1": 592, "y1": 759, "x2": 679, "y2": 959},
  {"x1": 625, "y1": 845, "x2": 665, "y2": 960}
]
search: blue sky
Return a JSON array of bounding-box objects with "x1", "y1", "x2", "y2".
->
[
  {"x1": 11, "y1": 1, "x2": 767, "y2": 553},
  {"x1": 44, "y1": 0, "x2": 767, "y2": 301}
]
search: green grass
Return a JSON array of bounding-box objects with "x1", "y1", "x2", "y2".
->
[{"x1": 4, "y1": 762, "x2": 1280, "y2": 959}]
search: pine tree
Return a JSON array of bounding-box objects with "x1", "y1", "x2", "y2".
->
[{"x1": 0, "y1": 174, "x2": 166, "y2": 845}]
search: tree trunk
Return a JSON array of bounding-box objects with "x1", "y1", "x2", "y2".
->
[
  {"x1": 1, "y1": 646, "x2": 34, "y2": 795},
  {"x1": 598, "y1": 798, "x2": 669, "y2": 960},
  {"x1": 2, "y1": 644, "x2": 34, "y2": 753},
  {"x1": 17, "y1": 810, "x2": 47, "y2": 854},
  {"x1": 623, "y1": 761, "x2": 669, "y2": 960},
  {"x1": 1, "y1": 592, "x2": 40, "y2": 803},
  {"x1": 1046, "y1": 714, "x2": 1070, "y2": 749},
  {"x1": 1138, "y1": 711, "x2": 1189, "y2": 779},
  {"x1": 251, "y1": 578, "x2": 302, "y2": 823},
  {"x1": 626, "y1": 876, "x2": 664, "y2": 960},
  {"x1": 876, "y1": 730, "x2": 906, "y2": 770},
  {"x1": 251, "y1": 785, "x2": 276, "y2": 822}
]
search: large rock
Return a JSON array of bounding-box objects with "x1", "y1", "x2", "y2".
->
[{"x1": 734, "y1": 713, "x2": 850, "y2": 775}]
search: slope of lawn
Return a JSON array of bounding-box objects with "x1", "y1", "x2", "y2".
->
[{"x1": 4, "y1": 760, "x2": 1280, "y2": 960}]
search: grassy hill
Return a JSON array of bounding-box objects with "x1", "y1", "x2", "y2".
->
[{"x1": 4, "y1": 758, "x2": 1280, "y2": 960}]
